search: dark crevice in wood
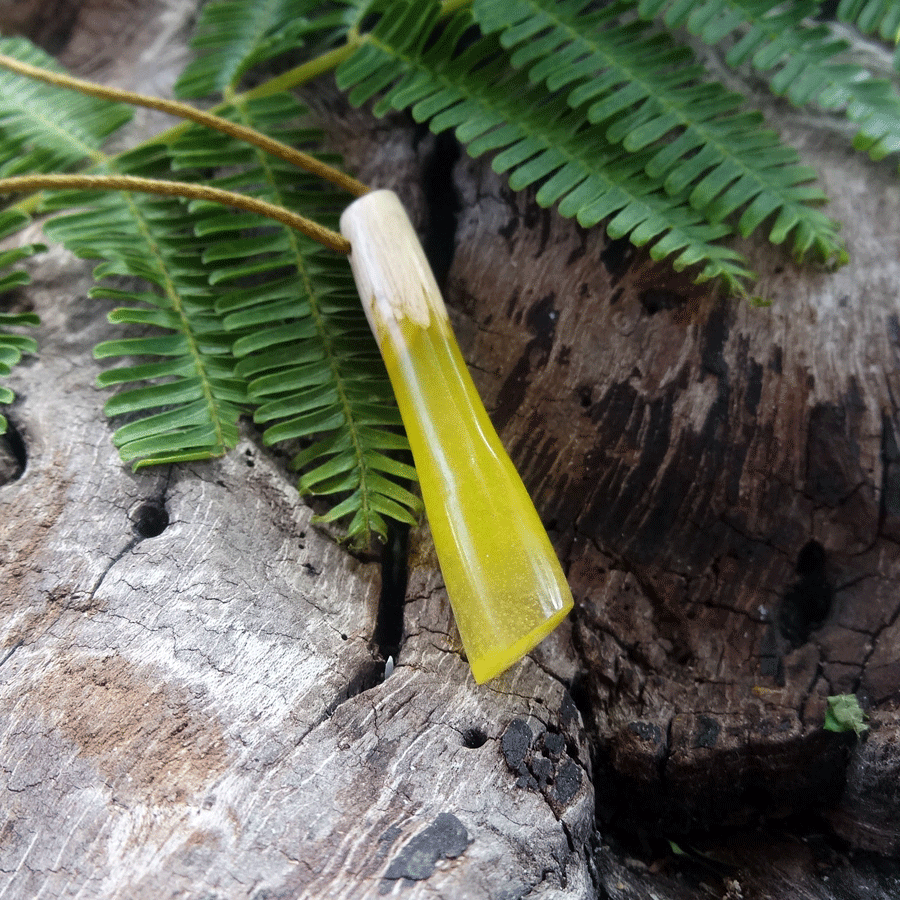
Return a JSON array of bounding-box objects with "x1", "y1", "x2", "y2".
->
[
  {"x1": 86, "y1": 473, "x2": 175, "y2": 597},
  {"x1": 461, "y1": 727, "x2": 487, "y2": 749},
  {"x1": 322, "y1": 658, "x2": 384, "y2": 718},
  {"x1": 373, "y1": 522, "x2": 408, "y2": 667},
  {"x1": 641, "y1": 289, "x2": 687, "y2": 316},
  {"x1": 0, "y1": 416, "x2": 27, "y2": 485},
  {"x1": 879, "y1": 413, "x2": 900, "y2": 540},
  {"x1": 131, "y1": 502, "x2": 169, "y2": 538},
  {"x1": 418, "y1": 128, "x2": 461, "y2": 287},
  {"x1": 778, "y1": 540, "x2": 833, "y2": 649},
  {"x1": 0, "y1": 640, "x2": 23, "y2": 669},
  {"x1": 129, "y1": 466, "x2": 173, "y2": 539},
  {"x1": 87, "y1": 536, "x2": 140, "y2": 602},
  {"x1": 599, "y1": 235, "x2": 634, "y2": 282}
]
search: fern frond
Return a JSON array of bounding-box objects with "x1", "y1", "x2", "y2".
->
[
  {"x1": 639, "y1": 1, "x2": 900, "y2": 167},
  {"x1": 40, "y1": 145, "x2": 248, "y2": 466},
  {"x1": 472, "y1": 0, "x2": 844, "y2": 264},
  {"x1": 337, "y1": 0, "x2": 753, "y2": 290},
  {"x1": 0, "y1": 310, "x2": 39, "y2": 434},
  {"x1": 0, "y1": 23, "x2": 412, "y2": 542},
  {"x1": 0, "y1": 37, "x2": 132, "y2": 176},
  {"x1": 175, "y1": 0, "x2": 357, "y2": 98},
  {"x1": 170, "y1": 94, "x2": 420, "y2": 544},
  {"x1": 0, "y1": 210, "x2": 42, "y2": 432}
]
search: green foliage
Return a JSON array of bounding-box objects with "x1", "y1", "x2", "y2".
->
[
  {"x1": 473, "y1": 0, "x2": 845, "y2": 264},
  {"x1": 1, "y1": 0, "x2": 900, "y2": 540},
  {"x1": 0, "y1": 28, "x2": 417, "y2": 544},
  {"x1": 174, "y1": 0, "x2": 358, "y2": 99},
  {"x1": 838, "y1": 0, "x2": 900, "y2": 69},
  {"x1": 0, "y1": 304, "x2": 40, "y2": 434},
  {"x1": 338, "y1": 0, "x2": 754, "y2": 288},
  {"x1": 0, "y1": 38, "x2": 132, "y2": 176},
  {"x1": 169, "y1": 93, "x2": 422, "y2": 541},
  {"x1": 824, "y1": 693, "x2": 868, "y2": 736},
  {"x1": 0, "y1": 210, "x2": 43, "y2": 433},
  {"x1": 638, "y1": 1, "x2": 900, "y2": 163},
  {"x1": 42, "y1": 144, "x2": 250, "y2": 466}
]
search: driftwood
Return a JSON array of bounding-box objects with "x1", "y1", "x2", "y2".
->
[{"x1": 1, "y1": 2, "x2": 899, "y2": 898}]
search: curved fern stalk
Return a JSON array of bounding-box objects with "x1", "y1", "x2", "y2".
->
[
  {"x1": 337, "y1": 0, "x2": 753, "y2": 290},
  {"x1": 638, "y1": 0, "x2": 900, "y2": 168},
  {"x1": 473, "y1": 0, "x2": 845, "y2": 266},
  {"x1": 169, "y1": 94, "x2": 421, "y2": 544},
  {"x1": 0, "y1": 173, "x2": 350, "y2": 253},
  {"x1": 0, "y1": 50, "x2": 369, "y2": 198}
]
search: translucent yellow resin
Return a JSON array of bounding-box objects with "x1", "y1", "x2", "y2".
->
[{"x1": 340, "y1": 191, "x2": 573, "y2": 683}]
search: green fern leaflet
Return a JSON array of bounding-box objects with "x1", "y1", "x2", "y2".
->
[
  {"x1": 175, "y1": 0, "x2": 357, "y2": 99},
  {"x1": 0, "y1": 211, "x2": 43, "y2": 434},
  {"x1": 0, "y1": 37, "x2": 132, "y2": 176}
]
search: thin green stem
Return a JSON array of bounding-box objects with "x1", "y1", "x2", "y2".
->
[
  {"x1": 0, "y1": 174, "x2": 351, "y2": 254},
  {"x1": 244, "y1": 43, "x2": 361, "y2": 100}
]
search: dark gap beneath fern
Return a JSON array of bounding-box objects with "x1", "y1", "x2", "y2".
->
[
  {"x1": 132, "y1": 502, "x2": 169, "y2": 538},
  {"x1": 373, "y1": 522, "x2": 409, "y2": 670},
  {"x1": 129, "y1": 467, "x2": 173, "y2": 540},
  {"x1": 418, "y1": 127, "x2": 461, "y2": 286},
  {"x1": 0, "y1": 417, "x2": 27, "y2": 485}
]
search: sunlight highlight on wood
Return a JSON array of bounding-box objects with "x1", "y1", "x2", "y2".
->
[{"x1": 340, "y1": 190, "x2": 573, "y2": 683}]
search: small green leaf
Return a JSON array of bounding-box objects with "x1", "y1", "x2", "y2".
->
[{"x1": 824, "y1": 694, "x2": 868, "y2": 736}]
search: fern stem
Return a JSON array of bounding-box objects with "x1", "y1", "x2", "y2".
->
[
  {"x1": 241, "y1": 43, "x2": 361, "y2": 100},
  {"x1": 0, "y1": 53, "x2": 369, "y2": 198},
  {"x1": 0, "y1": 174, "x2": 351, "y2": 254}
]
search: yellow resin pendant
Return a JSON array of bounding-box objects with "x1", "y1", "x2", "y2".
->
[{"x1": 340, "y1": 190, "x2": 573, "y2": 683}]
